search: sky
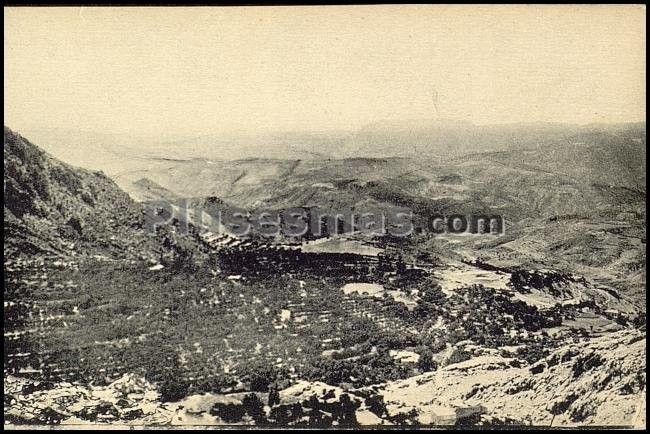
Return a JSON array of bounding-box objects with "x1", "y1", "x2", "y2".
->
[{"x1": 4, "y1": 5, "x2": 646, "y2": 139}]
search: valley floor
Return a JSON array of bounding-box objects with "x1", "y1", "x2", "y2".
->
[{"x1": 3, "y1": 254, "x2": 646, "y2": 428}]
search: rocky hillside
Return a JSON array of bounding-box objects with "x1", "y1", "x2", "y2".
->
[
  {"x1": 5, "y1": 329, "x2": 644, "y2": 427},
  {"x1": 360, "y1": 328, "x2": 645, "y2": 427},
  {"x1": 4, "y1": 127, "x2": 156, "y2": 259}
]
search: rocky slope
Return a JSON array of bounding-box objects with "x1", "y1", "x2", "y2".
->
[
  {"x1": 361, "y1": 328, "x2": 645, "y2": 427},
  {"x1": 4, "y1": 127, "x2": 154, "y2": 260},
  {"x1": 5, "y1": 329, "x2": 644, "y2": 427}
]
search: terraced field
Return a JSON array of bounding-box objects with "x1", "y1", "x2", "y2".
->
[
  {"x1": 7, "y1": 247, "x2": 632, "y2": 390},
  {"x1": 4, "y1": 256, "x2": 427, "y2": 391}
]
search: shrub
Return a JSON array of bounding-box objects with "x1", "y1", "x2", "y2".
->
[
  {"x1": 416, "y1": 347, "x2": 438, "y2": 372},
  {"x1": 240, "y1": 363, "x2": 288, "y2": 392},
  {"x1": 211, "y1": 403, "x2": 246, "y2": 423},
  {"x1": 447, "y1": 347, "x2": 472, "y2": 365},
  {"x1": 242, "y1": 393, "x2": 266, "y2": 423},
  {"x1": 159, "y1": 376, "x2": 190, "y2": 402},
  {"x1": 365, "y1": 394, "x2": 387, "y2": 418}
]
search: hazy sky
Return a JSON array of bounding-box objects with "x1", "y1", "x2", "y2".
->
[{"x1": 4, "y1": 5, "x2": 646, "y2": 138}]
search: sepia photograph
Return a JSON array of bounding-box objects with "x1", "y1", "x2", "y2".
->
[{"x1": 3, "y1": 4, "x2": 646, "y2": 429}]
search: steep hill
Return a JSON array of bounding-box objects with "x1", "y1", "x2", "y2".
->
[
  {"x1": 4, "y1": 127, "x2": 154, "y2": 259},
  {"x1": 131, "y1": 178, "x2": 180, "y2": 202}
]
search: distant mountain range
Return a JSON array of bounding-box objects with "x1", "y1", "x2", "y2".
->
[{"x1": 19, "y1": 120, "x2": 646, "y2": 168}]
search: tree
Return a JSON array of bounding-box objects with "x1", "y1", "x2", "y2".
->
[
  {"x1": 416, "y1": 347, "x2": 438, "y2": 372},
  {"x1": 365, "y1": 395, "x2": 387, "y2": 418},
  {"x1": 337, "y1": 393, "x2": 358, "y2": 426},
  {"x1": 242, "y1": 393, "x2": 266, "y2": 424},
  {"x1": 268, "y1": 387, "x2": 280, "y2": 407}
]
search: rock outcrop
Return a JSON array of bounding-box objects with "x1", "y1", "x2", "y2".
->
[{"x1": 5, "y1": 329, "x2": 644, "y2": 427}]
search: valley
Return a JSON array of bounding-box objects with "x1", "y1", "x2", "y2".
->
[{"x1": 3, "y1": 124, "x2": 646, "y2": 427}]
